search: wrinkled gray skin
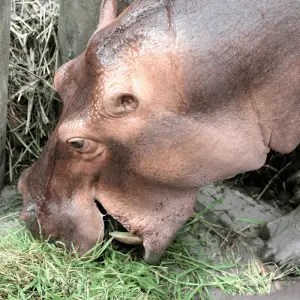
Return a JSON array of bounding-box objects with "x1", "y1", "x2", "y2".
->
[{"x1": 19, "y1": 0, "x2": 300, "y2": 285}]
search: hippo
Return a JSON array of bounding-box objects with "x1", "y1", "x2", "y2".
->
[{"x1": 19, "y1": 0, "x2": 300, "y2": 282}]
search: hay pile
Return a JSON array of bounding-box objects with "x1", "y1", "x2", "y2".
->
[{"x1": 6, "y1": 0, "x2": 59, "y2": 182}]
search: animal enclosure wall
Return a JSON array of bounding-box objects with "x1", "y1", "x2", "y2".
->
[
  {"x1": 0, "y1": 0, "x2": 11, "y2": 190},
  {"x1": 58, "y1": 0, "x2": 132, "y2": 64}
]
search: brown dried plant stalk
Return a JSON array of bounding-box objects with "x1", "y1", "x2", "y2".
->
[{"x1": 6, "y1": 0, "x2": 60, "y2": 182}]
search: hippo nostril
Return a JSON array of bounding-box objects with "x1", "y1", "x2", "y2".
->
[
  {"x1": 94, "y1": 199, "x2": 107, "y2": 216},
  {"x1": 20, "y1": 201, "x2": 37, "y2": 223},
  {"x1": 20, "y1": 211, "x2": 29, "y2": 221}
]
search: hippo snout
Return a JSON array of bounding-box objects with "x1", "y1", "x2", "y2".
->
[
  {"x1": 18, "y1": 165, "x2": 106, "y2": 255},
  {"x1": 18, "y1": 169, "x2": 50, "y2": 243},
  {"x1": 20, "y1": 201, "x2": 37, "y2": 225},
  {"x1": 18, "y1": 168, "x2": 39, "y2": 232}
]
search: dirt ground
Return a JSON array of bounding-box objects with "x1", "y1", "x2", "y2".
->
[{"x1": 227, "y1": 148, "x2": 300, "y2": 212}]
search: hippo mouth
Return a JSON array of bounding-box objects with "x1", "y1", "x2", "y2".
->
[
  {"x1": 94, "y1": 199, "x2": 143, "y2": 247},
  {"x1": 20, "y1": 195, "x2": 144, "y2": 258}
]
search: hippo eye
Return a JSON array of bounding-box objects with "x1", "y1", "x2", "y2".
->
[
  {"x1": 68, "y1": 138, "x2": 89, "y2": 151},
  {"x1": 67, "y1": 138, "x2": 104, "y2": 158},
  {"x1": 71, "y1": 140, "x2": 85, "y2": 149}
]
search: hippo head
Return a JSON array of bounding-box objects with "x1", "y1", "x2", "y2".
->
[{"x1": 18, "y1": 0, "x2": 269, "y2": 263}]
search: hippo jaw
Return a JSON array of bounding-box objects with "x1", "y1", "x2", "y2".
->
[{"x1": 93, "y1": 179, "x2": 197, "y2": 264}]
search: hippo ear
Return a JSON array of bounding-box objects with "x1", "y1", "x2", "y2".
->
[
  {"x1": 103, "y1": 93, "x2": 139, "y2": 117},
  {"x1": 97, "y1": 0, "x2": 117, "y2": 31}
]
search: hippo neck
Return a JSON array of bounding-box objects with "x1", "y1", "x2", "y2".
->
[{"x1": 169, "y1": 0, "x2": 300, "y2": 154}]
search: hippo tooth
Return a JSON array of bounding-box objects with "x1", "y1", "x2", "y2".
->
[{"x1": 109, "y1": 231, "x2": 142, "y2": 245}]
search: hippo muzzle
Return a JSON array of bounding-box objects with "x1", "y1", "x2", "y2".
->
[{"x1": 18, "y1": 165, "x2": 105, "y2": 255}]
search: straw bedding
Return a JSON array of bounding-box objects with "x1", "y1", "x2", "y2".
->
[{"x1": 6, "y1": 0, "x2": 59, "y2": 182}]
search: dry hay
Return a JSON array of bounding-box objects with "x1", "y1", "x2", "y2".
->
[{"x1": 6, "y1": 0, "x2": 59, "y2": 182}]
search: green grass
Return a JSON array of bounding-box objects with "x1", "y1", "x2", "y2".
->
[{"x1": 0, "y1": 194, "x2": 288, "y2": 300}]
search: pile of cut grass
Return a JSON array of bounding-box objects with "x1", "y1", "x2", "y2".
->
[{"x1": 6, "y1": 0, "x2": 59, "y2": 182}]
